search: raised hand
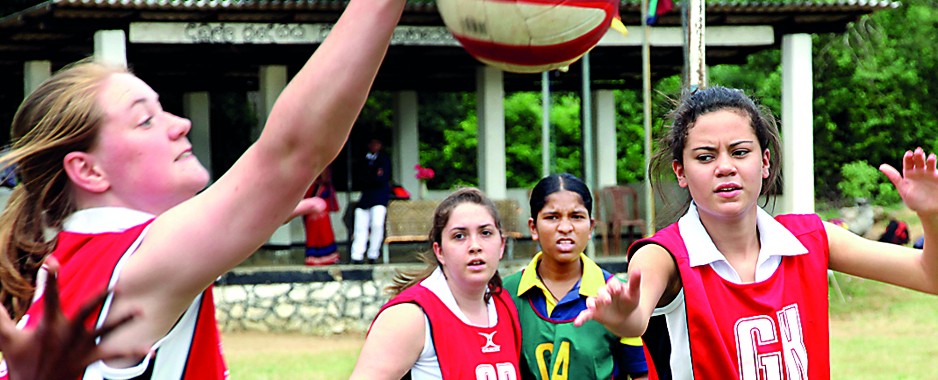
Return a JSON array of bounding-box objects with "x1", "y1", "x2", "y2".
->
[
  {"x1": 880, "y1": 147, "x2": 938, "y2": 216},
  {"x1": 574, "y1": 268, "x2": 645, "y2": 337},
  {"x1": 0, "y1": 261, "x2": 146, "y2": 380},
  {"x1": 287, "y1": 196, "x2": 328, "y2": 223}
]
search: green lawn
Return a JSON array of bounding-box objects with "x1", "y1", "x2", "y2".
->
[
  {"x1": 223, "y1": 331, "x2": 362, "y2": 380},
  {"x1": 829, "y1": 273, "x2": 938, "y2": 379}
]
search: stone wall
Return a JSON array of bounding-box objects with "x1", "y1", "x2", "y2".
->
[{"x1": 214, "y1": 259, "x2": 628, "y2": 336}]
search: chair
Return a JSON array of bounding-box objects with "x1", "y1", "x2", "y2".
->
[{"x1": 595, "y1": 185, "x2": 646, "y2": 256}]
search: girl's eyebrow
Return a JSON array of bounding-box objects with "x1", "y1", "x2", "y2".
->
[
  {"x1": 690, "y1": 139, "x2": 755, "y2": 152},
  {"x1": 730, "y1": 139, "x2": 755, "y2": 147}
]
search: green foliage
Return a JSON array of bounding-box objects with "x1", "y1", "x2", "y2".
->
[
  {"x1": 813, "y1": 0, "x2": 938, "y2": 199},
  {"x1": 837, "y1": 161, "x2": 881, "y2": 200},
  {"x1": 418, "y1": 92, "x2": 478, "y2": 190},
  {"x1": 837, "y1": 160, "x2": 899, "y2": 206}
]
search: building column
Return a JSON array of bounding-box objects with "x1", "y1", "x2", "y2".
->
[
  {"x1": 24, "y1": 60, "x2": 51, "y2": 96},
  {"x1": 781, "y1": 33, "x2": 815, "y2": 214},
  {"x1": 257, "y1": 65, "x2": 295, "y2": 247},
  {"x1": 476, "y1": 66, "x2": 507, "y2": 199},
  {"x1": 94, "y1": 30, "x2": 127, "y2": 67},
  {"x1": 394, "y1": 91, "x2": 420, "y2": 196},
  {"x1": 591, "y1": 90, "x2": 618, "y2": 190},
  {"x1": 256, "y1": 65, "x2": 288, "y2": 139},
  {"x1": 183, "y1": 92, "x2": 212, "y2": 180}
]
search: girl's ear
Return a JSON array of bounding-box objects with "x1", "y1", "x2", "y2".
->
[
  {"x1": 63, "y1": 152, "x2": 109, "y2": 193},
  {"x1": 762, "y1": 149, "x2": 771, "y2": 179},
  {"x1": 672, "y1": 160, "x2": 688, "y2": 188},
  {"x1": 528, "y1": 218, "x2": 539, "y2": 241},
  {"x1": 432, "y1": 241, "x2": 445, "y2": 266}
]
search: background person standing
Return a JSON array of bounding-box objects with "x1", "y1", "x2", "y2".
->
[
  {"x1": 351, "y1": 138, "x2": 391, "y2": 264},
  {"x1": 303, "y1": 166, "x2": 340, "y2": 266}
]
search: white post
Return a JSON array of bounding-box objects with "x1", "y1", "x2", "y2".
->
[
  {"x1": 642, "y1": 0, "x2": 657, "y2": 235},
  {"x1": 781, "y1": 34, "x2": 815, "y2": 214},
  {"x1": 94, "y1": 30, "x2": 127, "y2": 67},
  {"x1": 476, "y1": 66, "x2": 507, "y2": 200},
  {"x1": 542, "y1": 71, "x2": 551, "y2": 178},
  {"x1": 23, "y1": 60, "x2": 51, "y2": 96},
  {"x1": 183, "y1": 92, "x2": 213, "y2": 180},
  {"x1": 685, "y1": 0, "x2": 707, "y2": 88},
  {"x1": 592, "y1": 90, "x2": 617, "y2": 190},
  {"x1": 394, "y1": 91, "x2": 420, "y2": 196},
  {"x1": 258, "y1": 65, "x2": 294, "y2": 247},
  {"x1": 581, "y1": 53, "x2": 594, "y2": 188}
]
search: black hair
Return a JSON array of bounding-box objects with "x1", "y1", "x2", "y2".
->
[
  {"x1": 649, "y1": 86, "x2": 782, "y2": 225},
  {"x1": 529, "y1": 173, "x2": 593, "y2": 222}
]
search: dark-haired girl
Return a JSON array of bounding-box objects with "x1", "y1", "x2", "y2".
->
[
  {"x1": 576, "y1": 86, "x2": 938, "y2": 379},
  {"x1": 505, "y1": 174, "x2": 648, "y2": 380}
]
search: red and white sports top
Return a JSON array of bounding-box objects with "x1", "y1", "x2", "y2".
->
[
  {"x1": 373, "y1": 268, "x2": 522, "y2": 380},
  {"x1": 630, "y1": 205, "x2": 830, "y2": 380},
  {"x1": 0, "y1": 208, "x2": 228, "y2": 380}
]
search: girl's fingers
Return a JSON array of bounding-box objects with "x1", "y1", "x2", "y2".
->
[
  {"x1": 880, "y1": 164, "x2": 902, "y2": 189},
  {"x1": 89, "y1": 345, "x2": 151, "y2": 366},
  {"x1": 903, "y1": 150, "x2": 915, "y2": 175},
  {"x1": 73, "y1": 291, "x2": 109, "y2": 323},
  {"x1": 92, "y1": 309, "x2": 139, "y2": 339},
  {"x1": 626, "y1": 269, "x2": 642, "y2": 300},
  {"x1": 42, "y1": 270, "x2": 62, "y2": 326},
  {"x1": 0, "y1": 304, "x2": 15, "y2": 348},
  {"x1": 574, "y1": 297, "x2": 597, "y2": 327}
]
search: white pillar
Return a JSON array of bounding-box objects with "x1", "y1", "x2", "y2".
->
[
  {"x1": 476, "y1": 66, "x2": 507, "y2": 199},
  {"x1": 781, "y1": 34, "x2": 815, "y2": 214},
  {"x1": 258, "y1": 65, "x2": 294, "y2": 246},
  {"x1": 685, "y1": 0, "x2": 707, "y2": 88},
  {"x1": 581, "y1": 53, "x2": 594, "y2": 188},
  {"x1": 94, "y1": 30, "x2": 127, "y2": 67},
  {"x1": 257, "y1": 65, "x2": 288, "y2": 140},
  {"x1": 183, "y1": 92, "x2": 212, "y2": 180},
  {"x1": 24, "y1": 60, "x2": 51, "y2": 96},
  {"x1": 592, "y1": 90, "x2": 618, "y2": 190},
  {"x1": 394, "y1": 91, "x2": 420, "y2": 195}
]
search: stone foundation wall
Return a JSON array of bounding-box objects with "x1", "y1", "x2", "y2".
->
[{"x1": 214, "y1": 259, "x2": 627, "y2": 335}]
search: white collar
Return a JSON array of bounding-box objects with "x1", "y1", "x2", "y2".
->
[
  {"x1": 420, "y1": 267, "x2": 497, "y2": 327},
  {"x1": 678, "y1": 202, "x2": 808, "y2": 268},
  {"x1": 62, "y1": 207, "x2": 155, "y2": 234}
]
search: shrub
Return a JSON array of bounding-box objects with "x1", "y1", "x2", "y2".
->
[{"x1": 837, "y1": 160, "x2": 900, "y2": 206}]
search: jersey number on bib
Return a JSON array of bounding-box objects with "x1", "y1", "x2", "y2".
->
[
  {"x1": 734, "y1": 304, "x2": 808, "y2": 380},
  {"x1": 475, "y1": 362, "x2": 517, "y2": 380},
  {"x1": 534, "y1": 341, "x2": 571, "y2": 380}
]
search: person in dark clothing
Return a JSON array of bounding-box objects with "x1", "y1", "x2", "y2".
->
[{"x1": 351, "y1": 138, "x2": 391, "y2": 264}]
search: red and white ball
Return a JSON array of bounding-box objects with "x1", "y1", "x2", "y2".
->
[{"x1": 437, "y1": 0, "x2": 620, "y2": 73}]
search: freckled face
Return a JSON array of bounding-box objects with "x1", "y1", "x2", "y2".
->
[
  {"x1": 90, "y1": 73, "x2": 209, "y2": 214},
  {"x1": 531, "y1": 190, "x2": 594, "y2": 265},
  {"x1": 672, "y1": 109, "x2": 770, "y2": 221},
  {"x1": 434, "y1": 203, "x2": 505, "y2": 290}
]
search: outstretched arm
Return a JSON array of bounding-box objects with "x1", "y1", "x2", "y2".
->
[
  {"x1": 0, "y1": 263, "x2": 145, "y2": 380},
  {"x1": 830, "y1": 147, "x2": 938, "y2": 294},
  {"x1": 108, "y1": 0, "x2": 407, "y2": 359},
  {"x1": 575, "y1": 244, "x2": 678, "y2": 338}
]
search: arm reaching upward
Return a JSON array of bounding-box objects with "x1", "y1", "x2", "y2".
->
[{"x1": 105, "y1": 0, "x2": 408, "y2": 359}]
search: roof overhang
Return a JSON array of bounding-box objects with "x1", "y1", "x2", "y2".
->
[{"x1": 0, "y1": 0, "x2": 900, "y2": 93}]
